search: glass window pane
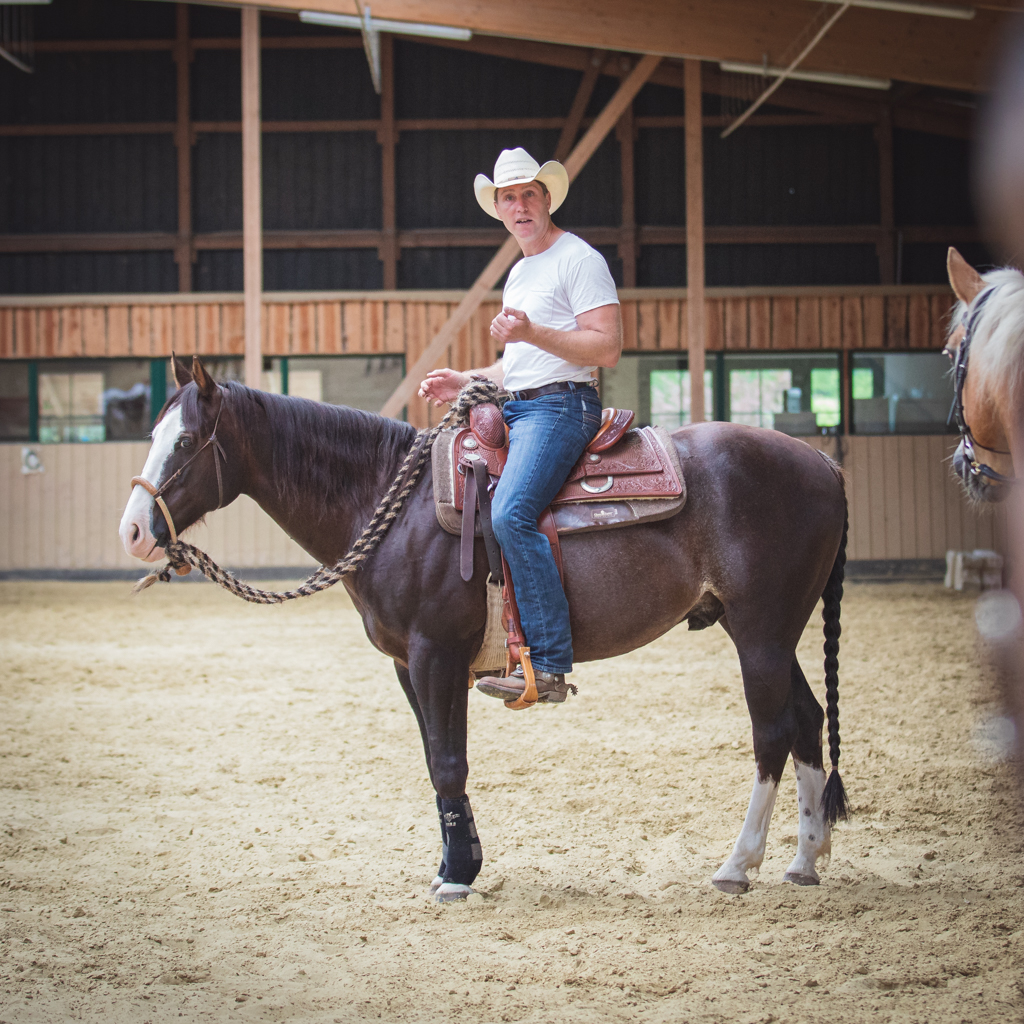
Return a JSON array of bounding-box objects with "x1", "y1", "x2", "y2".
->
[
  {"x1": 0, "y1": 362, "x2": 30, "y2": 441},
  {"x1": 810, "y1": 367, "x2": 840, "y2": 427},
  {"x1": 852, "y1": 366, "x2": 874, "y2": 400},
  {"x1": 851, "y1": 352, "x2": 954, "y2": 435},
  {"x1": 724, "y1": 353, "x2": 841, "y2": 436},
  {"x1": 600, "y1": 354, "x2": 716, "y2": 427},
  {"x1": 35, "y1": 359, "x2": 153, "y2": 443},
  {"x1": 649, "y1": 369, "x2": 713, "y2": 428},
  {"x1": 289, "y1": 356, "x2": 405, "y2": 411}
]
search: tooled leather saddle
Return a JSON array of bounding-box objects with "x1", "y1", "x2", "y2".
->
[
  {"x1": 432, "y1": 403, "x2": 686, "y2": 581},
  {"x1": 431, "y1": 401, "x2": 686, "y2": 688}
]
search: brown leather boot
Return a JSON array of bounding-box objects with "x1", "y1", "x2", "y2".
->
[{"x1": 476, "y1": 666, "x2": 576, "y2": 704}]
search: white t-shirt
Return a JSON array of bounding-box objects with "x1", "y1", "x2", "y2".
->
[{"x1": 499, "y1": 232, "x2": 619, "y2": 392}]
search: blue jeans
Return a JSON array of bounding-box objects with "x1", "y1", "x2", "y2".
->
[{"x1": 492, "y1": 385, "x2": 602, "y2": 675}]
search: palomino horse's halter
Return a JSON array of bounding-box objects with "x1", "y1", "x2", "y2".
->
[
  {"x1": 949, "y1": 285, "x2": 1015, "y2": 486},
  {"x1": 130, "y1": 393, "x2": 227, "y2": 547}
]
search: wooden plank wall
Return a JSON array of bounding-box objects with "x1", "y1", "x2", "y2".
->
[
  {"x1": 0, "y1": 435, "x2": 1004, "y2": 572},
  {"x1": 0, "y1": 286, "x2": 953, "y2": 427},
  {"x1": 0, "y1": 442, "x2": 315, "y2": 573}
]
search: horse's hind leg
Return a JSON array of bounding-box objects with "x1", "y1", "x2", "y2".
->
[
  {"x1": 784, "y1": 659, "x2": 831, "y2": 886},
  {"x1": 712, "y1": 631, "x2": 797, "y2": 894}
]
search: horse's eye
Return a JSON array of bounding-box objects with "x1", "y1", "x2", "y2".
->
[{"x1": 179, "y1": 436, "x2": 193, "y2": 449}]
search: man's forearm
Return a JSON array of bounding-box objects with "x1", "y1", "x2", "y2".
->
[
  {"x1": 525, "y1": 324, "x2": 620, "y2": 368},
  {"x1": 468, "y1": 360, "x2": 505, "y2": 386}
]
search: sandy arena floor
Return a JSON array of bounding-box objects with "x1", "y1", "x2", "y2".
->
[{"x1": 0, "y1": 578, "x2": 1022, "y2": 1023}]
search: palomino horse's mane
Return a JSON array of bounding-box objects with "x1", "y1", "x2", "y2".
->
[
  {"x1": 950, "y1": 265, "x2": 1024, "y2": 400},
  {"x1": 167, "y1": 381, "x2": 418, "y2": 518}
]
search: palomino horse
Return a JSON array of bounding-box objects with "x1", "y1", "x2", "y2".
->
[
  {"x1": 120, "y1": 355, "x2": 849, "y2": 901},
  {"x1": 945, "y1": 246, "x2": 1024, "y2": 769}
]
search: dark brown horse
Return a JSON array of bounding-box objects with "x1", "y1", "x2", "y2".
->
[{"x1": 120, "y1": 355, "x2": 849, "y2": 900}]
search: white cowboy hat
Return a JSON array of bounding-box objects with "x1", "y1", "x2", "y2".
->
[{"x1": 474, "y1": 147, "x2": 569, "y2": 220}]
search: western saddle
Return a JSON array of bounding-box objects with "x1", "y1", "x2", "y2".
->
[{"x1": 432, "y1": 402, "x2": 685, "y2": 708}]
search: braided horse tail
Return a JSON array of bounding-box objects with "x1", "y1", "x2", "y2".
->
[{"x1": 821, "y1": 479, "x2": 850, "y2": 829}]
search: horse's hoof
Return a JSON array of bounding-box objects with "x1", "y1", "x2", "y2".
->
[
  {"x1": 434, "y1": 882, "x2": 475, "y2": 903},
  {"x1": 428, "y1": 874, "x2": 444, "y2": 895},
  {"x1": 712, "y1": 878, "x2": 750, "y2": 895},
  {"x1": 783, "y1": 871, "x2": 820, "y2": 887}
]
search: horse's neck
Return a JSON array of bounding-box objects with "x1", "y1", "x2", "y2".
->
[{"x1": 241, "y1": 406, "x2": 414, "y2": 566}]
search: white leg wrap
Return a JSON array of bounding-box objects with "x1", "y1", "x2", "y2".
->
[
  {"x1": 713, "y1": 771, "x2": 779, "y2": 893},
  {"x1": 784, "y1": 759, "x2": 830, "y2": 885}
]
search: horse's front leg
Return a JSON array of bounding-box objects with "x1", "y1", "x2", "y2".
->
[{"x1": 405, "y1": 636, "x2": 482, "y2": 903}]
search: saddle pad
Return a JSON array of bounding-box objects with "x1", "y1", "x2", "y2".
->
[{"x1": 432, "y1": 424, "x2": 686, "y2": 538}]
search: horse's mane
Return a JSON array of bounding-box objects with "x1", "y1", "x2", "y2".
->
[
  {"x1": 950, "y1": 265, "x2": 1024, "y2": 400},
  {"x1": 173, "y1": 381, "x2": 418, "y2": 518}
]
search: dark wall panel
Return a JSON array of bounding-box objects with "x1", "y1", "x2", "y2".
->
[
  {"x1": 894, "y1": 130, "x2": 974, "y2": 226},
  {"x1": 706, "y1": 243, "x2": 879, "y2": 286},
  {"x1": 195, "y1": 250, "x2": 241, "y2": 291},
  {"x1": 263, "y1": 133, "x2": 381, "y2": 230},
  {"x1": 394, "y1": 40, "x2": 580, "y2": 119},
  {"x1": 264, "y1": 249, "x2": 382, "y2": 290},
  {"x1": 704, "y1": 125, "x2": 880, "y2": 226},
  {"x1": 192, "y1": 134, "x2": 241, "y2": 233},
  {"x1": 262, "y1": 50, "x2": 379, "y2": 121},
  {"x1": 901, "y1": 241, "x2": 992, "y2": 284},
  {"x1": 398, "y1": 247, "x2": 499, "y2": 289},
  {"x1": 0, "y1": 135, "x2": 177, "y2": 233},
  {"x1": 0, "y1": 251, "x2": 178, "y2": 294},
  {"x1": 33, "y1": 0, "x2": 173, "y2": 41},
  {"x1": 195, "y1": 248, "x2": 381, "y2": 291},
  {"x1": 638, "y1": 245, "x2": 686, "y2": 287},
  {"x1": 636, "y1": 130, "x2": 685, "y2": 226},
  {"x1": 0, "y1": 53, "x2": 175, "y2": 124},
  {"x1": 193, "y1": 132, "x2": 381, "y2": 232}
]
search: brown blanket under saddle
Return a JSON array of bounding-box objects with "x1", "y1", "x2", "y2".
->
[{"x1": 432, "y1": 422, "x2": 686, "y2": 538}]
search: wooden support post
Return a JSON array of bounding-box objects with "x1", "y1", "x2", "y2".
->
[
  {"x1": 554, "y1": 49, "x2": 605, "y2": 161},
  {"x1": 685, "y1": 58, "x2": 706, "y2": 424},
  {"x1": 617, "y1": 100, "x2": 637, "y2": 288},
  {"x1": 380, "y1": 53, "x2": 663, "y2": 419},
  {"x1": 877, "y1": 103, "x2": 895, "y2": 285},
  {"x1": 241, "y1": 6, "x2": 262, "y2": 390},
  {"x1": 172, "y1": 3, "x2": 193, "y2": 293},
  {"x1": 378, "y1": 34, "x2": 398, "y2": 290}
]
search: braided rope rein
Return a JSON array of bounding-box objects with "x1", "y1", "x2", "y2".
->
[{"x1": 133, "y1": 379, "x2": 506, "y2": 603}]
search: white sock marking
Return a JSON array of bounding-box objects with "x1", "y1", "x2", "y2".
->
[
  {"x1": 713, "y1": 770, "x2": 779, "y2": 887},
  {"x1": 785, "y1": 758, "x2": 830, "y2": 881}
]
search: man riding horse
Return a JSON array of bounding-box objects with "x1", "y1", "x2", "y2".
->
[{"x1": 418, "y1": 148, "x2": 623, "y2": 705}]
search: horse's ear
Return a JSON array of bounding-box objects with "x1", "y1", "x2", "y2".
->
[
  {"x1": 191, "y1": 355, "x2": 217, "y2": 401},
  {"x1": 948, "y1": 247, "x2": 985, "y2": 305},
  {"x1": 171, "y1": 352, "x2": 192, "y2": 390}
]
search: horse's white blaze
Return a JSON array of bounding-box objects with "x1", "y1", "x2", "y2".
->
[
  {"x1": 785, "y1": 759, "x2": 830, "y2": 882},
  {"x1": 713, "y1": 772, "x2": 779, "y2": 887},
  {"x1": 119, "y1": 405, "x2": 183, "y2": 562}
]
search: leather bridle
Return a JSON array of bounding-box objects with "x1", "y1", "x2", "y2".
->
[
  {"x1": 130, "y1": 393, "x2": 228, "y2": 546},
  {"x1": 949, "y1": 285, "x2": 1015, "y2": 486}
]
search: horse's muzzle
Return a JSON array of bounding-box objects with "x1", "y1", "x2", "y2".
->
[{"x1": 953, "y1": 441, "x2": 1010, "y2": 504}]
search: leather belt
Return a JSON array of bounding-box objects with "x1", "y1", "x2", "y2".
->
[{"x1": 508, "y1": 380, "x2": 597, "y2": 402}]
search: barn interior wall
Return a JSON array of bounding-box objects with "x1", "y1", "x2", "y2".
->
[
  {"x1": 0, "y1": 0, "x2": 987, "y2": 295},
  {"x1": 0, "y1": 436, "x2": 1004, "y2": 572}
]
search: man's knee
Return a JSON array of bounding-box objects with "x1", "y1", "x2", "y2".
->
[{"x1": 491, "y1": 494, "x2": 532, "y2": 547}]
